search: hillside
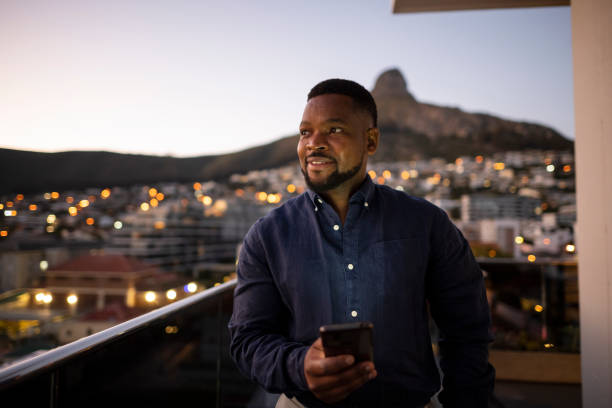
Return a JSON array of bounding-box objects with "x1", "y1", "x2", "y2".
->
[{"x1": 0, "y1": 69, "x2": 572, "y2": 194}]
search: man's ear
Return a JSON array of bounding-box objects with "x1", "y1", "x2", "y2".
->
[{"x1": 366, "y1": 128, "x2": 379, "y2": 156}]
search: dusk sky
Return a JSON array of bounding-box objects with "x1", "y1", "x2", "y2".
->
[{"x1": 1, "y1": 1, "x2": 573, "y2": 157}]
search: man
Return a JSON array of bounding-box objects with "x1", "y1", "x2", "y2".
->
[{"x1": 229, "y1": 79, "x2": 495, "y2": 407}]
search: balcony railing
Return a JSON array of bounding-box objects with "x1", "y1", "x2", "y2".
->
[{"x1": 0, "y1": 279, "x2": 260, "y2": 407}]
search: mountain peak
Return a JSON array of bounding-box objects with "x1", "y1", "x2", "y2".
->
[{"x1": 372, "y1": 68, "x2": 416, "y2": 102}]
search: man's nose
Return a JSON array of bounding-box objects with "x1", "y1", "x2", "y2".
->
[{"x1": 308, "y1": 130, "x2": 329, "y2": 151}]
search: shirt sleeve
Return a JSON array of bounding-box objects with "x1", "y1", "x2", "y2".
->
[
  {"x1": 426, "y1": 208, "x2": 495, "y2": 408},
  {"x1": 228, "y1": 222, "x2": 310, "y2": 394}
]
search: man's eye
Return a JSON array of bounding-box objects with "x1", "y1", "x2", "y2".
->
[
  {"x1": 299, "y1": 130, "x2": 310, "y2": 137},
  {"x1": 330, "y1": 127, "x2": 343, "y2": 133}
]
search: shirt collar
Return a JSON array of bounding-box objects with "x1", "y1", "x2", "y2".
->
[{"x1": 306, "y1": 176, "x2": 375, "y2": 209}]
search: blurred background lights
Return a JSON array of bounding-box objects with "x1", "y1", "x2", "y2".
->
[
  {"x1": 144, "y1": 291, "x2": 156, "y2": 303},
  {"x1": 534, "y1": 304, "x2": 544, "y2": 313},
  {"x1": 166, "y1": 289, "x2": 177, "y2": 300},
  {"x1": 113, "y1": 221, "x2": 123, "y2": 229},
  {"x1": 546, "y1": 164, "x2": 555, "y2": 172},
  {"x1": 67, "y1": 294, "x2": 78, "y2": 305},
  {"x1": 186, "y1": 282, "x2": 197, "y2": 293},
  {"x1": 40, "y1": 260, "x2": 49, "y2": 271},
  {"x1": 46, "y1": 214, "x2": 56, "y2": 224}
]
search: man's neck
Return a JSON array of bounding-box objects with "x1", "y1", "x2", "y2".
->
[{"x1": 316, "y1": 176, "x2": 367, "y2": 224}]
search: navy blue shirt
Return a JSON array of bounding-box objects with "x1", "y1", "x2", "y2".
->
[{"x1": 229, "y1": 177, "x2": 494, "y2": 407}]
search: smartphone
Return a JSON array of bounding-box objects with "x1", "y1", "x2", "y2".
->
[{"x1": 319, "y1": 321, "x2": 374, "y2": 362}]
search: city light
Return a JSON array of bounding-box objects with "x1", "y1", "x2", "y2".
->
[
  {"x1": 44, "y1": 193, "x2": 51, "y2": 200},
  {"x1": 68, "y1": 207, "x2": 78, "y2": 216},
  {"x1": 113, "y1": 221, "x2": 123, "y2": 230},
  {"x1": 493, "y1": 162, "x2": 505, "y2": 171},
  {"x1": 156, "y1": 192, "x2": 165, "y2": 201},
  {"x1": 409, "y1": 170, "x2": 418, "y2": 178},
  {"x1": 563, "y1": 165, "x2": 572, "y2": 173},
  {"x1": 528, "y1": 254, "x2": 536, "y2": 262},
  {"x1": 86, "y1": 217, "x2": 95, "y2": 225},
  {"x1": 368, "y1": 170, "x2": 376, "y2": 179},
  {"x1": 515, "y1": 236, "x2": 525, "y2": 244},
  {"x1": 166, "y1": 289, "x2": 177, "y2": 300},
  {"x1": 150, "y1": 198, "x2": 159, "y2": 207},
  {"x1": 193, "y1": 182, "x2": 202, "y2": 190},
  {"x1": 47, "y1": 214, "x2": 56, "y2": 224},
  {"x1": 46, "y1": 226, "x2": 54, "y2": 233},
  {"x1": 6, "y1": 201, "x2": 13, "y2": 207},
  {"x1": 546, "y1": 164, "x2": 555, "y2": 172},
  {"x1": 15, "y1": 194, "x2": 24, "y2": 201},
  {"x1": 144, "y1": 291, "x2": 156, "y2": 303},
  {"x1": 202, "y1": 196, "x2": 213, "y2": 206},
  {"x1": 488, "y1": 249, "x2": 497, "y2": 258},
  {"x1": 377, "y1": 176, "x2": 385, "y2": 185},
  {"x1": 256, "y1": 192, "x2": 268, "y2": 202},
  {"x1": 29, "y1": 204, "x2": 37, "y2": 211},
  {"x1": 401, "y1": 170, "x2": 410, "y2": 180},
  {"x1": 154, "y1": 221, "x2": 165, "y2": 229},
  {"x1": 100, "y1": 188, "x2": 111, "y2": 199},
  {"x1": 140, "y1": 202, "x2": 150, "y2": 211},
  {"x1": 79, "y1": 199, "x2": 89, "y2": 208},
  {"x1": 4, "y1": 210, "x2": 17, "y2": 216},
  {"x1": 35, "y1": 293, "x2": 46, "y2": 303},
  {"x1": 0, "y1": 231, "x2": 7, "y2": 237},
  {"x1": 566, "y1": 244, "x2": 576, "y2": 253},
  {"x1": 51, "y1": 192, "x2": 60, "y2": 199},
  {"x1": 66, "y1": 294, "x2": 78, "y2": 305},
  {"x1": 534, "y1": 304, "x2": 544, "y2": 313},
  {"x1": 40, "y1": 260, "x2": 49, "y2": 271},
  {"x1": 66, "y1": 196, "x2": 74, "y2": 204},
  {"x1": 544, "y1": 343, "x2": 555, "y2": 349},
  {"x1": 475, "y1": 155, "x2": 484, "y2": 163},
  {"x1": 165, "y1": 325, "x2": 179, "y2": 334},
  {"x1": 0, "y1": 204, "x2": 3, "y2": 210},
  {"x1": 267, "y1": 194, "x2": 281, "y2": 204},
  {"x1": 286, "y1": 184, "x2": 296, "y2": 193},
  {"x1": 148, "y1": 188, "x2": 158, "y2": 197},
  {"x1": 186, "y1": 282, "x2": 197, "y2": 293},
  {"x1": 382, "y1": 170, "x2": 392, "y2": 179}
]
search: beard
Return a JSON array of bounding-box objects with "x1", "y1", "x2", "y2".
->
[{"x1": 301, "y1": 160, "x2": 363, "y2": 193}]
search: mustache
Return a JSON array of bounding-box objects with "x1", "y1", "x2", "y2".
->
[{"x1": 306, "y1": 152, "x2": 336, "y2": 162}]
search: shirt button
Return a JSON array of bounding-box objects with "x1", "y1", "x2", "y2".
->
[
  {"x1": 364, "y1": 202, "x2": 369, "y2": 207},
  {"x1": 333, "y1": 225, "x2": 340, "y2": 231},
  {"x1": 351, "y1": 310, "x2": 358, "y2": 318},
  {"x1": 347, "y1": 263, "x2": 354, "y2": 270}
]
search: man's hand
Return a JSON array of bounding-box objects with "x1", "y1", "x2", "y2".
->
[{"x1": 304, "y1": 337, "x2": 377, "y2": 404}]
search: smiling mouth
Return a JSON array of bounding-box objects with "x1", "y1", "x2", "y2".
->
[{"x1": 306, "y1": 155, "x2": 336, "y2": 167}]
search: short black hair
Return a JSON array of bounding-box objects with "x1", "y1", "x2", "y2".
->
[{"x1": 307, "y1": 78, "x2": 378, "y2": 128}]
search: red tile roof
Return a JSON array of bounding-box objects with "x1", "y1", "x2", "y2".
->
[{"x1": 50, "y1": 254, "x2": 157, "y2": 274}]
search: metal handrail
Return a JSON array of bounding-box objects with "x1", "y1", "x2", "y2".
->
[{"x1": 0, "y1": 279, "x2": 237, "y2": 386}]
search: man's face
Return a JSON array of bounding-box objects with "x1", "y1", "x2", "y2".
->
[{"x1": 298, "y1": 94, "x2": 378, "y2": 194}]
